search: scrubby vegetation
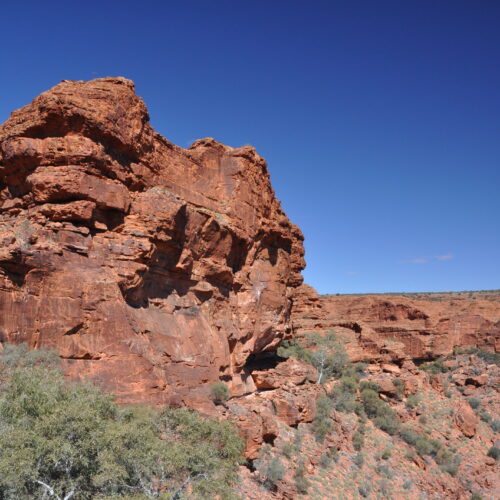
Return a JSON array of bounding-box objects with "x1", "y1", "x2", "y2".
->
[
  {"x1": 0, "y1": 345, "x2": 244, "y2": 500},
  {"x1": 277, "y1": 331, "x2": 350, "y2": 383},
  {"x1": 209, "y1": 381, "x2": 231, "y2": 405}
]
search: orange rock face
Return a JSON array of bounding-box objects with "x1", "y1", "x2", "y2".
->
[
  {"x1": 0, "y1": 77, "x2": 305, "y2": 406},
  {"x1": 292, "y1": 288, "x2": 500, "y2": 363}
]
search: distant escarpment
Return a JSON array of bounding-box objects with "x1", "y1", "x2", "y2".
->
[
  {"x1": 292, "y1": 286, "x2": 499, "y2": 363},
  {"x1": 0, "y1": 77, "x2": 305, "y2": 407}
]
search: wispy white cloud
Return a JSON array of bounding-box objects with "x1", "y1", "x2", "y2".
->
[
  {"x1": 407, "y1": 258, "x2": 429, "y2": 264},
  {"x1": 402, "y1": 253, "x2": 454, "y2": 264},
  {"x1": 435, "y1": 253, "x2": 454, "y2": 261}
]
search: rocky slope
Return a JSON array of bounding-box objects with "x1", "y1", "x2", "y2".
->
[{"x1": 0, "y1": 77, "x2": 304, "y2": 407}]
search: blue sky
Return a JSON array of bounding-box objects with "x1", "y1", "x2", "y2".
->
[{"x1": 1, "y1": 1, "x2": 499, "y2": 293}]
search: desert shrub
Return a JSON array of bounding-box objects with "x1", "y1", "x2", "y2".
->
[
  {"x1": 0, "y1": 344, "x2": 244, "y2": 500},
  {"x1": 342, "y1": 361, "x2": 366, "y2": 380},
  {"x1": 312, "y1": 395, "x2": 333, "y2": 442},
  {"x1": 400, "y1": 427, "x2": 420, "y2": 446},
  {"x1": 406, "y1": 393, "x2": 420, "y2": 409},
  {"x1": 375, "y1": 463, "x2": 394, "y2": 479},
  {"x1": 330, "y1": 378, "x2": 357, "y2": 413},
  {"x1": 293, "y1": 461, "x2": 310, "y2": 494},
  {"x1": 435, "y1": 448, "x2": 460, "y2": 476},
  {"x1": 414, "y1": 436, "x2": 441, "y2": 457},
  {"x1": 209, "y1": 381, "x2": 230, "y2": 404},
  {"x1": 420, "y1": 358, "x2": 448, "y2": 374},
  {"x1": 478, "y1": 409, "x2": 491, "y2": 423},
  {"x1": 393, "y1": 377, "x2": 404, "y2": 398},
  {"x1": 487, "y1": 446, "x2": 500, "y2": 461},
  {"x1": 281, "y1": 442, "x2": 294, "y2": 458},
  {"x1": 338, "y1": 375, "x2": 359, "y2": 394},
  {"x1": 352, "y1": 453, "x2": 364, "y2": 468},
  {"x1": 327, "y1": 446, "x2": 339, "y2": 463},
  {"x1": 490, "y1": 419, "x2": 500, "y2": 432},
  {"x1": 475, "y1": 349, "x2": 500, "y2": 366},
  {"x1": 467, "y1": 397, "x2": 481, "y2": 409},
  {"x1": 278, "y1": 334, "x2": 349, "y2": 383},
  {"x1": 319, "y1": 453, "x2": 331, "y2": 468},
  {"x1": 358, "y1": 482, "x2": 371, "y2": 497},
  {"x1": 403, "y1": 479, "x2": 412, "y2": 490},
  {"x1": 359, "y1": 380, "x2": 380, "y2": 393},
  {"x1": 470, "y1": 493, "x2": 483, "y2": 500},
  {"x1": 381, "y1": 448, "x2": 392, "y2": 460},
  {"x1": 360, "y1": 388, "x2": 382, "y2": 418},
  {"x1": 374, "y1": 413, "x2": 400, "y2": 435},
  {"x1": 352, "y1": 430, "x2": 364, "y2": 451},
  {"x1": 255, "y1": 454, "x2": 285, "y2": 490}
]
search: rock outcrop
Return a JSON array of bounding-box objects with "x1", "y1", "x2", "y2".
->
[
  {"x1": 292, "y1": 288, "x2": 500, "y2": 363},
  {"x1": 0, "y1": 77, "x2": 305, "y2": 407}
]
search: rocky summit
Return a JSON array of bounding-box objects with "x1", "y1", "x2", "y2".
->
[
  {"x1": 0, "y1": 77, "x2": 304, "y2": 408},
  {"x1": 0, "y1": 79, "x2": 499, "y2": 499}
]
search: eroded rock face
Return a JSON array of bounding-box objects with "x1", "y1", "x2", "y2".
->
[
  {"x1": 292, "y1": 288, "x2": 500, "y2": 363},
  {"x1": 0, "y1": 77, "x2": 305, "y2": 406}
]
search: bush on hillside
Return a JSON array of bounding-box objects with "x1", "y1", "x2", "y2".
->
[
  {"x1": 209, "y1": 381, "x2": 231, "y2": 405},
  {"x1": 0, "y1": 344, "x2": 244, "y2": 500}
]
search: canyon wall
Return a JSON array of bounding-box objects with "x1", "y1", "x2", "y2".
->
[
  {"x1": 292, "y1": 285, "x2": 500, "y2": 362},
  {"x1": 0, "y1": 77, "x2": 305, "y2": 407}
]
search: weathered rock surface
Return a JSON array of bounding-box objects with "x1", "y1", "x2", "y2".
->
[
  {"x1": 292, "y1": 288, "x2": 500, "y2": 363},
  {"x1": 0, "y1": 77, "x2": 305, "y2": 406}
]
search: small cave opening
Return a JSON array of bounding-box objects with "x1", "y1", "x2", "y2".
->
[
  {"x1": 244, "y1": 351, "x2": 286, "y2": 373},
  {"x1": 262, "y1": 432, "x2": 277, "y2": 446}
]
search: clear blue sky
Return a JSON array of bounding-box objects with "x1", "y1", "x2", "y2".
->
[{"x1": 1, "y1": 1, "x2": 499, "y2": 293}]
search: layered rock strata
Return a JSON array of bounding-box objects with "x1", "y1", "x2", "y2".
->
[
  {"x1": 292, "y1": 286, "x2": 499, "y2": 362},
  {"x1": 0, "y1": 77, "x2": 305, "y2": 406}
]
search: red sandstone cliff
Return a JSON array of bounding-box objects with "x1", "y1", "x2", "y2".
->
[
  {"x1": 292, "y1": 285, "x2": 500, "y2": 362},
  {"x1": 0, "y1": 77, "x2": 305, "y2": 407}
]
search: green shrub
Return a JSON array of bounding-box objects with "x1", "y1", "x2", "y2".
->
[
  {"x1": 360, "y1": 388, "x2": 382, "y2": 418},
  {"x1": 381, "y1": 448, "x2": 392, "y2": 460},
  {"x1": 420, "y1": 358, "x2": 448, "y2": 374},
  {"x1": 352, "y1": 431, "x2": 364, "y2": 451},
  {"x1": 256, "y1": 455, "x2": 285, "y2": 490},
  {"x1": 374, "y1": 413, "x2": 400, "y2": 435},
  {"x1": 475, "y1": 349, "x2": 500, "y2": 366},
  {"x1": 405, "y1": 393, "x2": 420, "y2": 409},
  {"x1": 478, "y1": 409, "x2": 491, "y2": 423},
  {"x1": 353, "y1": 453, "x2": 364, "y2": 468},
  {"x1": 338, "y1": 375, "x2": 359, "y2": 394},
  {"x1": 359, "y1": 380, "x2": 380, "y2": 393},
  {"x1": 467, "y1": 397, "x2": 481, "y2": 409},
  {"x1": 294, "y1": 461, "x2": 310, "y2": 494},
  {"x1": 393, "y1": 377, "x2": 404, "y2": 398},
  {"x1": 278, "y1": 333, "x2": 349, "y2": 383},
  {"x1": 413, "y1": 436, "x2": 441, "y2": 457},
  {"x1": 209, "y1": 381, "x2": 230, "y2": 404},
  {"x1": 491, "y1": 419, "x2": 500, "y2": 432},
  {"x1": 400, "y1": 427, "x2": 420, "y2": 446},
  {"x1": 375, "y1": 463, "x2": 394, "y2": 479},
  {"x1": 319, "y1": 453, "x2": 331, "y2": 468},
  {"x1": 487, "y1": 446, "x2": 500, "y2": 461},
  {"x1": 312, "y1": 395, "x2": 333, "y2": 442},
  {"x1": 281, "y1": 442, "x2": 294, "y2": 458}
]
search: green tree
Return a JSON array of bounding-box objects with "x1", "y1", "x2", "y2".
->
[{"x1": 0, "y1": 344, "x2": 244, "y2": 500}]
